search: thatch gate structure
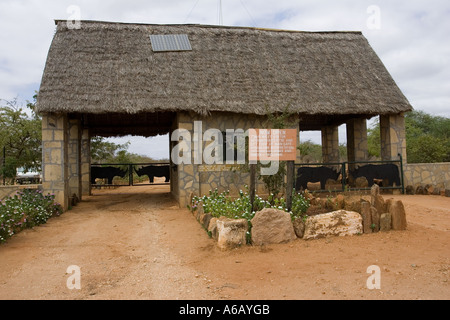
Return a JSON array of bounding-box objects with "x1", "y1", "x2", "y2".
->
[{"x1": 36, "y1": 21, "x2": 412, "y2": 210}]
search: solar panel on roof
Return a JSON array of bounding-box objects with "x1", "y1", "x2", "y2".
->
[{"x1": 150, "y1": 34, "x2": 192, "y2": 52}]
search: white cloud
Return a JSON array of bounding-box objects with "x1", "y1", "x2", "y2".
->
[{"x1": 105, "y1": 135, "x2": 170, "y2": 160}]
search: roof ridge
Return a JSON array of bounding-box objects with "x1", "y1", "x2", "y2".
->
[
  {"x1": 37, "y1": 19, "x2": 411, "y2": 117},
  {"x1": 54, "y1": 19, "x2": 362, "y2": 34}
]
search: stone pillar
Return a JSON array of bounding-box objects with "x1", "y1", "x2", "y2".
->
[
  {"x1": 321, "y1": 125, "x2": 340, "y2": 163},
  {"x1": 380, "y1": 114, "x2": 407, "y2": 162},
  {"x1": 176, "y1": 112, "x2": 199, "y2": 208},
  {"x1": 42, "y1": 113, "x2": 69, "y2": 211},
  {"x1": 80, "y1": 128, "x2": 91, "y2": 197},
  {"x1": 346, "y1": 118, "x2": 369, "y2": 164},
  {"x1": 67, "y1": 119, "x2": 81, "y2": 203}
]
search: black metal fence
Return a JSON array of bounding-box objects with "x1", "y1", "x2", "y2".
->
[
  {"x1": 294, "y1": 156, "x2": 405, "y2": 194},
  {"x1": 90, "y1": 163, "x2": 171, "y2": 187}
]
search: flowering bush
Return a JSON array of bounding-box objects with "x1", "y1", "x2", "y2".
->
[
  {"x1": 0, "y1": 189, "x2": 63, "y2": 243},
  {"x1": 188, "y1": 187, "x2": 310, "y2": 223},
  {"x1": 188, "y1": 188, "x2": 310, "y2": 244}
]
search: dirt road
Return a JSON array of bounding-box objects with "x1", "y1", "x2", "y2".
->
[{"x1": 0, "y1": 185, "x2": 449, "y2": 300}]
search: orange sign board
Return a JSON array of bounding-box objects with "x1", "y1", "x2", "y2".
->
[{"x1": 248, "y1": 129, "x2": 297, "y2": 161}]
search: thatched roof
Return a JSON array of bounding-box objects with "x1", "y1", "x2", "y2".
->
[{"x1": 36, "y1": 20, "x2": 412, "y2": 117}]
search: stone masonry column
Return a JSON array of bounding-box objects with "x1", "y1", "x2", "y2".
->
[
  {"x1": 67, "y1": 118, "x2": 81, "y2": 203},
  {"x1": 176, "y1": 112, "x2": 200, "y2": 208},
  {"x1": 42, "y1": 113, "x2": 69, "y2": 211},
  {"x1": 80, "y1": 128, "x2": 91, "y2": 197},
  {"x1": 346, "y1": 118, "x2": 369, "y2": 164},
  {"x1": 380, "y1": 113, "x2": 407, "y2": 162},
  {"x1": 321, "y1": 125, "x2": 340, "y2": 163}
]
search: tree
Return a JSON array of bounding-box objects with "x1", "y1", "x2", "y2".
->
[
  {"x1": 367, "y1": 119, "x2": 381, "y2": 159},
  {"x1": 0, "y1": 96, "x2": 42, "y2": 181},
  {"x1": 90, "y1": 137, "x2": 130, "y2": 163},
  {"x1": 367, "y1": 111, "x2": 450, "y2": 163},
  {"x1": 90, "y1": 136, "x2": 166, "y2": 165},
  {"x1": 298, "y1": 140, "x2": 347, "y2": 163},
  {"x1": 406, "y1": 111, "x2": 450, "y2": 141},
  {"x1": 407, "y1": 134, "x2": 447, "y2": 164},
  {"x1": 298, "y1": 140, "x2": 322, "y2": 163},
  {"x1": 405, "y1": 111, "x2": 450, "y2": 163},
  {"x1": 1, "y1": 93, "x2": 170, "y2": 184}
]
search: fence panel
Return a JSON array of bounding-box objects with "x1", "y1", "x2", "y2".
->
[
  {"x1": 294, "y1": 156, "x2": 404, "y2": 194},
  {"x1": 91, "y1": 163, "x2": 171, "y2": 187},
  {"x1": 294, "y1": 162, "x2": 345, "y2": 193}
]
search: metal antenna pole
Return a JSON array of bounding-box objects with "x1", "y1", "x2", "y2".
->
[{"x1": 218, "y1": 0, "x2": 223, "y2": 25}]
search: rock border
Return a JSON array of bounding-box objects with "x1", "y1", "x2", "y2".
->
[{"x1": 188, "y1": 184, "x2": 408, "y2": 250}]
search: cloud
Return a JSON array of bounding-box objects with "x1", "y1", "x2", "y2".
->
[
  {"x1": 0, "y1": 1, "x2": 62, "y2": 101},
  {"x1": 105, "y1": 135, "x2": 170, "y2": 160},
  {"x1": 361, "y1": 1, "x2": 450, "y2": 117}
]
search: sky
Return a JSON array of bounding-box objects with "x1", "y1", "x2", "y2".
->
[{"x1": 0, "y1": 0, "x2": 449, "y2": 159}]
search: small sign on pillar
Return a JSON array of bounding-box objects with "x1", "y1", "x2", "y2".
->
[
  {"x1": 248, "y1": 129, "x2": 297, "y2": 162},
  {"x1": 248, "y1": 129, "x2": 297, "y2": 211}
]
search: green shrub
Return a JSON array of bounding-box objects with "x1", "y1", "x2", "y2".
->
[
  {"x1": 188, "y1": 188, "x2": 310, "y2": 245},
  {"x1": 188, "y1": 187, "x2": 310, "y2": 223},
  {"x1": 0, "y1": 189, "x2": 63, "y2": 243}
]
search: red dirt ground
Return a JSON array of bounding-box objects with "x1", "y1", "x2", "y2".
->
[{"x1": 0, "y1": 184, "x2": 449, "y2": 300}]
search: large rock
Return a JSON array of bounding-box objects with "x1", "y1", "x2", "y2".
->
[
  {"x1": 195, "y1": 204, "x2": 204, "y2": 220},
  {"x1": 405, "y1": 185, "x2": 415, "y2": 195},
  {"x1": 370, "y1": 207, "x2": 380, "y2": 232},
  {"x1": 424, "y1": 184, "x2": 434, "y2": 195},
  {"x1": 355, "y1": 176, "x2": 369, "y2": 188},
  {"x1": 201, "y1": 213, "x2": 213, "y2": 230},
  {"x1": 416, "y1": 185, "x2": 424, "y2": 195},
  {"x1": 208, "y1": 217, "x2": 219, "y2": 240},
  {"x1": 380, "y1": 212, "x2": 392, "y2": 232},
  {"x1": 371, "y1": 184, "x2": 386, "y2": 215},
  {"x1": 216, "y1": 218, "x2": 248, "y2": 250},
  {"x1": 371, "y1": 183, "x2": 380, "y2": 198},
  {"x1": 335, "y1": 194, "x2": 346, "y2": 210},
  {"x1": 293, "y1": 218, "x2": 306, "y2": 238},
  {"x1": 344, "y1": 199, "x2": 362, "y2": 213},
  {"x1": 432, "y1": 188, "x2": 441, "y2": 196},
  {"x1": 386, "y1": 199, "x2": 407, "y2": 230},
  {"x1": 303, "y1": 210, "x2": 363, "y2": 240},
  {"x1": 251, "y1": 208, "x2": 297, "y2": 245},
  {"x1": 360, "y1": 201, "x2": 373, "y2": 234}
]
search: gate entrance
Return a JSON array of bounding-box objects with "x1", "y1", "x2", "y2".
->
[{"x1": 91, "y1": 163, "x2": 171, "y2": 188}]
